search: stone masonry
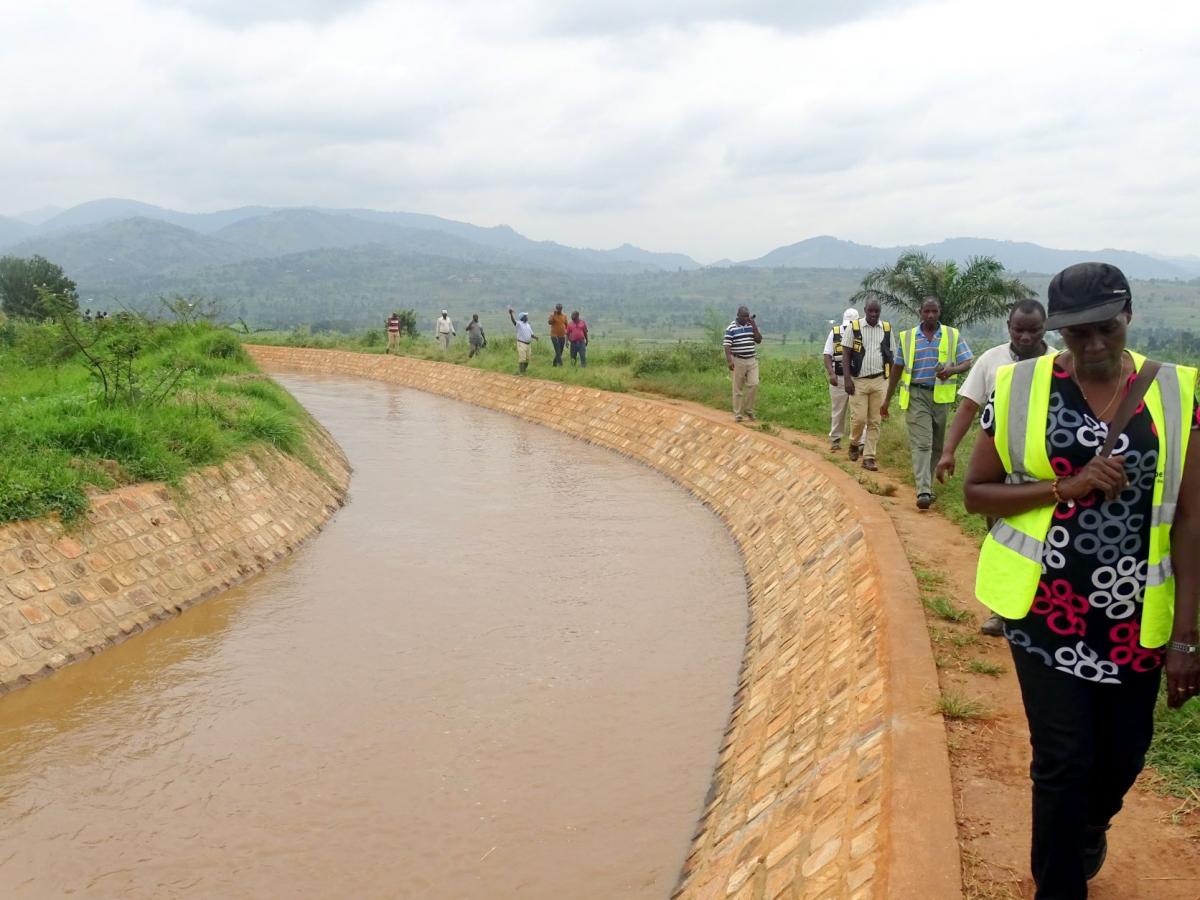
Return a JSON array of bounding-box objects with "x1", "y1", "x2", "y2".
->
[
  {"x1": 0, "y1": 423, "x2": 349, "y2": 694},
  {"x1": 247, "y1": 346, "x2": 961, "y2": 900}
]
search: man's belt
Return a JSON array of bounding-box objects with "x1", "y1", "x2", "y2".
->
[
  {"x1": 859, "y1": 372, "x2": 885, "y2": 379},
  {"x1": 732, "y1": 353, "x2": 756, "y2": 359}
]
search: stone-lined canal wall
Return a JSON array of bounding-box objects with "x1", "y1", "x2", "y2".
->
[
  {"x1": 248, "y1": 346, "x2": 960, "y2": 900},
  {"x1": 0, "y1": 424, "x2": 349, "y2": 694}
]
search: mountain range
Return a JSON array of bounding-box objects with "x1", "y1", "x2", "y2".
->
[{"x1": 3, "y1": 198, "x2": 1198, "y2": 282}]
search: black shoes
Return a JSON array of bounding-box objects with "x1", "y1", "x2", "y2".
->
[
  {"x1": 917, "y1": 493, "x2": 932, "y2": 510},
  {"x1": 1083, "y1": 827, "x2": 1109, "y2": 880}
]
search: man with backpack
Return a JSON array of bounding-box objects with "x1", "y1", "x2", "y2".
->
[
  {"x1": 823, "y1": 306, "x2": 859, "y2": 452},
  {"x1": 841, "y1": 298, "x2": 894, "y2": 472}
]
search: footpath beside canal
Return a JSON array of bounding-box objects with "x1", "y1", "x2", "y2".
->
[
  {"x1": 248, "y1": 345, "x2": 961, "y2": 900},
  {"x1": 0, "y1": 425, "x2": 349, "y2": 693}
]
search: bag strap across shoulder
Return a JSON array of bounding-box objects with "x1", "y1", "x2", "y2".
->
[{"x1": 1099, "y1": 359, "x2": 1162, "y2": 458}]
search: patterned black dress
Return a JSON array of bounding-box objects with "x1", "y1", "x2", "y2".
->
[{"x1": 982, "y1": 360, "x2": 1200, "y2": 684}]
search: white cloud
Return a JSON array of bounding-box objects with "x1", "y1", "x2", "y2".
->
[{"x1": 1, "y1": 0, "x2": 1197, "y2": 260}]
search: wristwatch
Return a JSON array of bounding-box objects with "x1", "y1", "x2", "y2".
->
[{"x1": 1166, "y1": 640, "x2": 1200, "y2": 655}]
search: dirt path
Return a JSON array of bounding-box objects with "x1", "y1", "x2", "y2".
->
[{"x1": 638, "y1": 393, "x2": 1200, "y2": 900}]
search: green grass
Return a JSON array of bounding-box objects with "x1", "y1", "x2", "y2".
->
[
  {"x1": 0, "y1": 320, "x2": 316, "y2": 524},
  {"x1": 1147, "y1": 694, "x2": 1200, "y2": 796},
  {"x1": 936, "y1": 690, "x2": 992, "y2": 720},
  {"x1": 923, "y1": 594, "x2": 972, "y2": 623},
  {"x1": 967, "y1": 659, "x2": 1006, "y2": 676}
]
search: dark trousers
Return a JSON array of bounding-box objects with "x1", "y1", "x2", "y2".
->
[
  {"x1": 1010, "y1": 645, "x2": 1161, "y2": 899},
  {"x1": 570, "y1": 340, "x2": 587, "y2": 367},
  {"x1": 551, "y1": 335, "x2": 565, "y2": 366}
]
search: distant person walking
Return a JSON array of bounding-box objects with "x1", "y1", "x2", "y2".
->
[
  {"x1": 884, "y1": 297, "x2": 973, "y2": 509},
  {"x1": 386, "y1": 312, "x2": 401, "y2": 352},
  {"x1": 508, "y1": 307, "x2": 538, "y2": 374},
  {"x1": 435, "y1": 310, "x2": 456, "y2": 352},
  {"x1": 465, "y1": 314, "x2": 486, "y2": 358},
  {"x1": 548, "y1": 304, "x2": 569, "y2": 367},
  {"x1": 842, "y1": 298, "x2": 894, "y2": 472},
  {"x1": 823, "y1": 307, "x2": 858, "y2": 452},
  {"x1": 935, "y1": 298, "x2": 1055, "y2": 636},
  {"x1": 566, "y1": 310, "x2": 589, "y2": 367},
  {"x1": 723, "y1": 306, "x2": 762, "y2": 423}
]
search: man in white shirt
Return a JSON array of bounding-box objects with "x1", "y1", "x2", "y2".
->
[
  {"x1": 507, "y1": 307, "x2": 538, "y2": 374},
  {"x1": 934, "y1": 297, "x2": 1054, "y2": 635},
  {"x1": 822, "y1": 307, "x2": 859, "y2": 452},
  {"x1": 435, "y1": 310, "x2": 456, "y2": 352}
]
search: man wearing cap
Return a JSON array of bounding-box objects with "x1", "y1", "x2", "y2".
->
[
  {"x1": 435, "y1": 310, "x2": 456, "y2": 352},
  {"x1": 822, "y1": 307, "x2": 858, "y2": 452},
  {"x1": 935, "y1": 298, "x2": 1054, "y2": 637},
  {"x1": 547, "y1": 304, "x2": 568, "y2": 367},
  {"x1": 508, "y1": 307, "x2": 538, "y2": 374},
  {"x1": 964, "y1": 262, "x2": 1200, "y2": 895},
  {"x1": 884, "y1": 297, "x2": 973, "y2": 509},
  {"x1": 842, "y1": 297, "x2": 894, "y2": 472}
]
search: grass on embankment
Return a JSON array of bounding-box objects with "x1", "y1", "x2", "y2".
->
[
  {"x1": 0, "y1": 319, "x2": 316, "y2": 525},
  {"x1": 252, "y1": 325, "x2": 1200, "y2": 803}
]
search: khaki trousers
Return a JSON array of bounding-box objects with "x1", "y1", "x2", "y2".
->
[
  {"x1": 906, "y1": 387, "x2": 950, "y2": 496},
  {"x1": 438, "y1": 333, "x2": 451, "y2": 352},
  {"x1": 849, "y1": 376, "x2": 886, "y2": 458},
  {"x1": 829, "y1": 382, "x2": 850, "y2": 442},
  {"x1": 731, "y1": 356, "x2": 759, "y2": 418},
  {"x1": 387, "y1": 332, "x2": 399, "y2": 350},
  {"x1": 517, "y1": 341, "x2": 531, "y2": 364}
]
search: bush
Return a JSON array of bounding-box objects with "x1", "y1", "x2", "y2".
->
[{"x1": 197, "y1": 330, "x2": 247, "y2": 361}]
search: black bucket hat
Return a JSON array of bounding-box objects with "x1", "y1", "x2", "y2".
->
[{"x1": 1044, "y1": 262, "x2": 1132, "y2": 330}]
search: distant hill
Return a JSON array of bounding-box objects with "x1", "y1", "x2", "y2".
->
[
  {"x1": 6, "y1": 217, "x2": 254, "y2": 285},
  {"x1": 37, "y1": 198, "x2": 278, "y2": 236},
  {"x1": 0, "y1": 215, "x2": 33, "y2": 249},
  {"x1": 741, "y1": 235, "x2": 1200, "y2": 280},
  {"x1": 16, "y1": 199, "x2": 701, "y2": 275}
]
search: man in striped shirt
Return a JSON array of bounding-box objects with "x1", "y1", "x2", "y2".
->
[{"x1": 723, "y1": 306, "x2": 762, "y2": 423}]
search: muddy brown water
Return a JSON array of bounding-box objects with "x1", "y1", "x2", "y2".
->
[{"x1": 0, "y1": 375, "x2": 747, "y2": 899}]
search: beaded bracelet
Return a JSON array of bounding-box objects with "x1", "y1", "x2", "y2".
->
[{"x1": 1051, "y1": 477, "x2": 1073, "y2": 507}]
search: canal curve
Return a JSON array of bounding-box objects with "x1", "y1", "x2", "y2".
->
[{"x1": 0, "y1": 374, "x2": 747, "y2": 899}]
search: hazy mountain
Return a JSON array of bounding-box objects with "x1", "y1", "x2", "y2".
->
[
  {"x1": 14, "y1": 206, "x2": 63, "y2": 226},
  {"x1": 742, "y1": 236, "x2": 1200, "y2": 280},
  {"x1": 212, "y1": 209, "x2": 531, "y2": 264},
  {"x1": 15, "y1": 200, "x2": 702, "y2": 276},
  {"x1": 0, "y1": 216, "x2": 33, "y2": 249},
  {"x1": 38, "y1": 198, "x2": 277, "y2": 235},
  {"x1": 7, "y1": 217, "x2": 253, "y2": 285}
]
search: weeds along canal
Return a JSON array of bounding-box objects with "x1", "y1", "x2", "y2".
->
[{"x1": 0, "y1": 374, "x2": 748, "y2": 899}]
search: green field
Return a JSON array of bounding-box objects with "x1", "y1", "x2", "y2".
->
[{"x1": 0, "y1": 317, "x2": 317, "y2": 525}]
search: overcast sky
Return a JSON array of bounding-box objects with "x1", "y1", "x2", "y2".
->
[{"x1": 2, "y1": 0, "x2": 1197, "y2": 261}]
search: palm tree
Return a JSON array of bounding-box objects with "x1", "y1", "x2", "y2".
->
[{"x1": 852, "y1": 252, "x2": 1034, "y2": 329}]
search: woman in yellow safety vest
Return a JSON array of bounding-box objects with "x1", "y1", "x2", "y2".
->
[{"x1": 963, "y1": 263, "x2": 1200, "y2": 898}]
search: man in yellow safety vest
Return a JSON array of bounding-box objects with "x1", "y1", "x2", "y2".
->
[{"x1": 883, "y1": 296, "x2": 973, "y2": 509}]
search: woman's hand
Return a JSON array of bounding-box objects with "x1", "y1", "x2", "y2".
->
[
  {"x1": 1166, "y1": 650, "x2": 1200, "y2": 709},
  {"x1": 1059, "y1": 455, "x2": 1128, "y2": 502}
]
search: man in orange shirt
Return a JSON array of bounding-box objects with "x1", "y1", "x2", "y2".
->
[{"x1": 547, "y1": 303, "x2": 568, "y2": 366}]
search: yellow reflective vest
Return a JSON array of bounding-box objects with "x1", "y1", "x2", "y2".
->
[
  {"x1": 975, "y1": 351, "x2": 1197, "y2": 647},
  {"x1": 897, "y1": 325, "x2": 960, "y2": 409}
]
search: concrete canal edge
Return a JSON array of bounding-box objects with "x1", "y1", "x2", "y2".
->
[
  {"x1": 248, "y1": 346, "x2": 962, "y2": 900},
  {"x1": 0, "y1": 422, "x2": 350, "y2": 695}
]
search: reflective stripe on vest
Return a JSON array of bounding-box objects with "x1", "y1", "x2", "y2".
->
[
  {"x1": 975, "y1": 352, "x2": 1196, "y2": 647},
  {"x1": 898, "y1": 325, "x2": 959, "y2": 409}
]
